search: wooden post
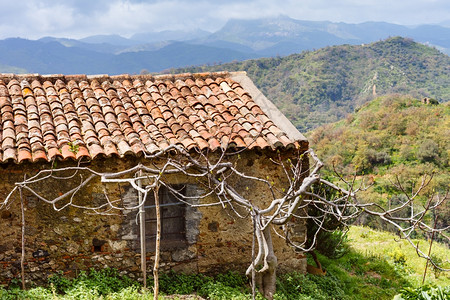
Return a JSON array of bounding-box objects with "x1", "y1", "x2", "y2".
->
[
  {"x1": 138, "y1": 171, "x2": 147, "y2": 289},
  {"x1": 422, "y1": 215, "x2": 438, "y2": 285},
  {"x1": 19, "y1": 187, "x2": 26, "y2": 290},
  {"x1": 153, "y1": 183, "x2": 161, "y2": 300},
  {"x1": 251, "y1": 215, "x2": 256, "y2": 300}
]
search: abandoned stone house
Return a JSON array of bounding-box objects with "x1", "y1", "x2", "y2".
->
[{"x1": 0, "y1": 71, "x2": 309, "y2": 285}]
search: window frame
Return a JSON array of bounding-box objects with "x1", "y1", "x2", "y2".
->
[{"x1": 144, "y1": 185, "x2": 187, "y2": 250}]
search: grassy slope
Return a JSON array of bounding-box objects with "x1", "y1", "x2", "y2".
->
[
  {"x1": 347, "y1": 226, "x2": 449, "y2": 286},
  {"x1": 172, "y1": 37, "x2": 450, "y2": 131},
  {"x1": 314, "y1": 226, "x2": 449, "y2": 300}
]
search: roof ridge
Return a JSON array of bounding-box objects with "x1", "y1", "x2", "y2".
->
[{"x1": 0, "y1": 71, "x2": 248, "y2": 83}]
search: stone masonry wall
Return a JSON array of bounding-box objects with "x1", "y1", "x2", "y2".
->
[{"x1": 0, "y1": 150, "x2": 307, "y2": 287}]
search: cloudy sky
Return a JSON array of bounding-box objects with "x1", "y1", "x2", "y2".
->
[{"x1": 0, "y1": 0, "x2": 449, "y2": 40}]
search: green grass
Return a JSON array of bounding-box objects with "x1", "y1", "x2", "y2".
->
[
  {"x1": 347, "y1": 226, "x2": 449, "y2": 287},
  {"x1": 309, "y1": 226, "x2": 449, "y2": 299}
]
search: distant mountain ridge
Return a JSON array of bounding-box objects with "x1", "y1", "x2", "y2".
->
[
  {"x1": 0, "y1": 38, "x2": 254, "y2": 74},
  {"x1": 205, "y1": 16, "x2": 450, "y2": 55},
  {"x1": 0, "y1": 16, "x2": 449, "y2": 75}
]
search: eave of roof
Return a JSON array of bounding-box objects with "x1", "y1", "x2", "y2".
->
[{"x1": 0, "y1": 71, "x2": 307, "y2": 164}]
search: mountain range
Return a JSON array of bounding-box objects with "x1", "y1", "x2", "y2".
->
[{"x1": 0, "y1": 15, "x2": 449, "y2": 75}]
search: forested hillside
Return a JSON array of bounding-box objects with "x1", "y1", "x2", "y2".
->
[
  {"x1": 308, "y1": 95, "x2": 449, "y2": 232},
  {"x1": 174, "y1": 37, "x2": 450, "y2": 131}
]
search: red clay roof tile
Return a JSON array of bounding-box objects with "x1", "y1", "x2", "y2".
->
[
  {"x1": 32, "y1": 150, "x2": 47, "y2": 162},
  {"x1": 0, "y1": 72, "x2": 304, "y2": 164},
  {"x1": 60, "y1": 144, "x2": 77, "y2": 160},
  {"x1": 3, "y1": 147, "x2": 16, "y2": 162},
  {"x1": 47, "y1": 147, "x2": 62, "y2": 160},
  {"x1": 74, "y1": 145, "x2": 89, "y2": 159}
]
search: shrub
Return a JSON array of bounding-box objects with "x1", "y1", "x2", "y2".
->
[
  {"x1": 367, "y1": 149, "x2": 391, "y2": 166},
  {"x1": 156, "y1": 271, "x2": 212, "y2": 295},
  {"x1": 0, "y1": 287, "x2": 28, "y2": 300},
  {"x1": 215, "y1": 271, "x2": 248, "y2": 288},
  {"x1": 155, "y1": 270, "x2": 250, "y2": 298},
  {"x1": 390, "y1": 248, "x2": 407, "y2": 266},
  {"x1": 47, "y1": 271, "x2": 74, "y2": 294},
  {"x1": 312, "y1": 229, "x2": 351, "y2": 259},
  {"x1": 275, "y1": 272, "x2": 347, "y2": 300},
  {"x1": 417, "y1": 139, "x2": 439, "y2": 163},
  {"x1": 200, "y1": 281, "x2": 253, "y2": 300},
  {"x1": 430, "y1": 255, "x2": 445, "y2": 279},
  {"x1": 47, "y1": 268, "x2": 138, "y2": 296}
]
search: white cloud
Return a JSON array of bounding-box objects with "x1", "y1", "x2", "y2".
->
[{"x1": 0, "y1": 0, "x2": 448, "y2": 39}]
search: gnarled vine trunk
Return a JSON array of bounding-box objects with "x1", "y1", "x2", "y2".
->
[
  {"x1": 248, "y1": 219, "x2": 278, "y2": 300},
  {"x1": 256, "y1": 227, "x2": 277, "y2": 300}
]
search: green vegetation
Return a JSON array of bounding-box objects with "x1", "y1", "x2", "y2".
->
[
  {"x1": 309, "y1": 94, "x2": 449, "y2": 176},
  {"x1": 173, "y1": 37, "x2": 450, "y2": 131},
  {"x1": 0, "y1": 268, "x2": 143, "y2": 300},
  {"x1": 1, "y1": 226, "x2": 448, "y2": 299},
  {"x1": 395, "y1": 285, "x2": 450, "y2": 300},
  {"x1": 308, "y1": 94, "x2": 449, "y2": 234},
  {"x1": 347, "y1": 226, "x2": 449, "y2": 287},
  {"x1": 47, "y1": 268, "x2": 139, "y2": 295}
]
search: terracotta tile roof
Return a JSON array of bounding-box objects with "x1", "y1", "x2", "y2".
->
[{"x1": 0, "y1": 71, "x2": 307, "y2": 164}]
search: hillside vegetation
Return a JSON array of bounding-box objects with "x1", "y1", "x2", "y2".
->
[
  {"x1": 174, "y1": 37, "x2": 450, "y2": 131},
  {"x1": 308, "y1": 95, "x2": 449, "y2": 232}
]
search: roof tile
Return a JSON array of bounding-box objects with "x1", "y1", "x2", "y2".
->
[
  {"x1": 0, "y1": 72, "x2": 303, "y2": 163},
  {"x1": 60, "y1": 144, "x2": 77, "y2": 160},
  {"x1": 32, "y1": 150, "x2": 47, "y2": 162}
]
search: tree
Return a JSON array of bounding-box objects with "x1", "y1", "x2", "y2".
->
[{"x1": 1, "y1": 145, "x2": 448, "y2": 299}]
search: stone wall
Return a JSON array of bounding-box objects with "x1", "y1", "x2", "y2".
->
[{"x1": 0, "y1": 150, "x2": 307, "y2": 287}]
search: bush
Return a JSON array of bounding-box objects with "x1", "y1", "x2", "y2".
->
[
  {"x1": 215, "y1": 271, "x2": 248, "y2": 288},
  {"x1": 430, "y1": 255, "x2": 445, "y2": 279},
  {"x1": 47, "y1": 271, "x2": 73, "y2": 294},
  {"x1": 156, "y1": 271, "x2": 212, "y2": 295},
  {"x1": 275, "y1": 272, "x2": 347, "y2": 300},
  {"x1": 389, "y1": 248, "x2": 407, "y2": 266},
  {"x1": 155, "y1": 270, "x2": 250, "y2": 298},
  {"x1": 200, "y1": 281, "x2": 254, "y2": 300},
  {"x1": 367, "y1": 149, "x2": 391, "y2": 166},
  {"x1": 417, "y1": 139, "x2": 439, "y2": 163},
  {"x1": 0, "y1": 287, "x2": 29, "y2": 300},
  {"x1": 315, "y1": 230, "x2": 351, "y2": 259},
  {"x1": 48, "y1": 268, "x2": 139, "y2": 296}
]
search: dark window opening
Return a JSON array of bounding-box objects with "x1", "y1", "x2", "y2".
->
[{"x1": 145, "y1": 185, "x2": 187, "y2": 249}]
